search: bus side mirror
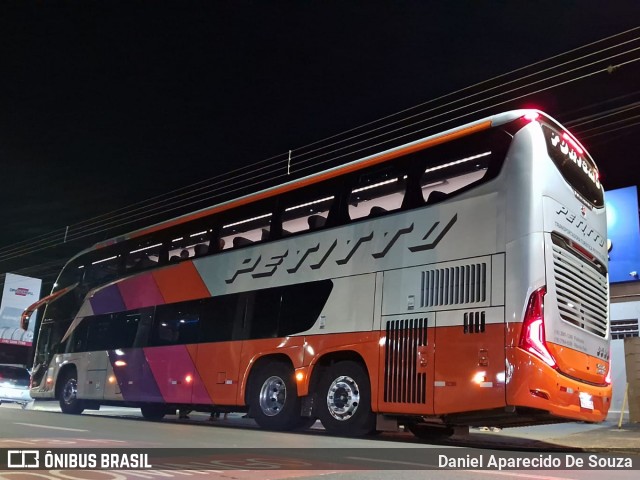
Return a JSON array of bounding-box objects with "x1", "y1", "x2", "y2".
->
[
  {"x1": 21, "y1": 308, "x2": 34, "y2": 330},
  {"x1": 19, "y1": 282, "x2": 79, "y2": 331}
]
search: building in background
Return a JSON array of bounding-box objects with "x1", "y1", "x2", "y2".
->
[
  {"x1": 607, "y1": 186, "x2": 640, "y2": 419},
  {"x1": 0, "y1": 273, "x2": 42, "y2": 365}
]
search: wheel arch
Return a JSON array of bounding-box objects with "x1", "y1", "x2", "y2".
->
[
  {"x1": 309, "y1": 350, "x2": 372, "y2": 404},
  {"x1": 242, "y1": 353, "x2": 295, "y2": 405}
]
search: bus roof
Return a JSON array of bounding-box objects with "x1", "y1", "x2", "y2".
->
[{"x1": 74, "y1": 109, "x2": 573, "y2": 260}]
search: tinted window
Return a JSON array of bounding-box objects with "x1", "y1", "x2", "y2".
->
[
  {"x1": 249, "y1": 290, "x2": 281, "y2": 339},
  {"x1": 244, "y1": 280, "x2": 334, "y2": 339},
  {"x1": 348, "y1": 167, "x2": 406, "y2": 220},
  {"x1": 278, "y1": 281, "x2": 333, "y2": 336},
  {"x1": 61, "y1": 280, "x2": 334, "y2": 350},
  {"x1": 126, "y1": 241, "x2": 161, "y2": 272},
  {"x1": 420, "y1": 150, "x2": 493, "y2": 203},
  {"x1": 152, "y1": 301, "x2": 201, "y2": 346},
  {"x1": 200, "y1": 295, "x2": 239, "y2": 343},
  {"x1": 542, "y1": 124, "x2": 603, "y2": 207},
  {"x1": 67, "y1": 308, "x2": 153, "y2": 352},
  {"x1": 282, "y1": 194, "x2": 335, "y2": 235},
  {"x1": 220, "y1": 211, "x2": 272, "y2": 250},
  {"x1": 66, "y1": 318, "x2": 89, "y2": 353}
]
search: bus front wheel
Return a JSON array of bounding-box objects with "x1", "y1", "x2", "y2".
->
[
  {"x1": 317, "y1": 360, "x2": 376, "y2": 437},
  {"x1": 59, "y1": 371, "x2": 84, "y2": 415},
  {"x1": 248, "y1": 362, "x2": 302, "y2": 431}
]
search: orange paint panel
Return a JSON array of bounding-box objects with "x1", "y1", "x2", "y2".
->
[
  {"x1": 151, "y1": 261, "x2": 211, "y2": 304},
  {"x1": 433, "y1": 324, "x2": 506, "y2": 415},
  {"x1": 193, "y1": 342, "x2": 244, "y2": 406},
  {"x1": 506, "y1": 347, "x2": 610, "y2": 422},
  {"x1": 547, "y1": 342, "x2": 609, "y2": 385}
]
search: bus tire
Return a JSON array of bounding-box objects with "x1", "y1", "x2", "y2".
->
[
  {"x1": 248, "y1": 362, "x2": 302, "y2": 431},
  {"x1": 59, "y1": 370, "x2": 84, "y2": 415},
  {"x1": 140, "y1": 404, "x2": 167, "y2": 420},
  {"x1": 293, "y1": 416, "x2": 318, "y2": 431},
  {"x1": 317, "y1": 360, "x2": 376, "y2": 437}
]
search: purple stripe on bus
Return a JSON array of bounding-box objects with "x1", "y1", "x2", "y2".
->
[
  {"x1": 117, "y1": 273, "x2": 165, "y2": 310},
  {"x1": 89, "y1": 284, "x2": 126, "y2": 315},
  {"x1": 108, "y1": 349, "x2": 163, "y2": 403}
]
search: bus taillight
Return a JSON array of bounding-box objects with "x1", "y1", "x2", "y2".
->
[{"x1": 519, "y1": 287, "x2": 557, "y2": 369}]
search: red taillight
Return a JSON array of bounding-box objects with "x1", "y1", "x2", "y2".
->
[
  {"x1": 523, "y1": 111, "x2": 540, "y2": 122},
  {"x1": 605, "y1": 350, "x2": 612, "y2": 385},
  {"x1": 519, "y1": 287, "x2": 557, "y2": 368}
]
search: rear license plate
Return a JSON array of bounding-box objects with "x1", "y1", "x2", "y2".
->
[{"x1": 579, "y1": 392, "x2": 594, "y2": 410}]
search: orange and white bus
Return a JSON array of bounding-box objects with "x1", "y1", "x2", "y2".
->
[{"x1": 23, "y1": 109, "x2": 611, "y2": 437}]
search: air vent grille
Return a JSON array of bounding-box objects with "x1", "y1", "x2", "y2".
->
[
  {"x1": 552, "y1": 244, "x2": 608, "y2": 338},
  {"x1": 384, "y1": 318, "x2": 427, "y2": 404},
  {"x1": 420, "y1": 263, "x2": 487, "y2": 307}
]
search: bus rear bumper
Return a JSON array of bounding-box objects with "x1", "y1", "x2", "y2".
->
[{"x1": 506, "y1": 348, "x2": 611, "y2": 423}]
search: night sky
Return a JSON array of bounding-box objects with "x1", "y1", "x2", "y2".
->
[{"x1": 2, "y1": 1, "x2": 640, "y2": 283}]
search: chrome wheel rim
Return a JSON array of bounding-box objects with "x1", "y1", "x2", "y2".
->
[
  {"x1": 259, "y1": 375, "x2": 286, "y2": 417},
  {"x1": 326, "y1": 375, "x2": 360, "y2": 421},
  {"x1": 62, "y1": 379, "x2": 77, "y2": 405}
]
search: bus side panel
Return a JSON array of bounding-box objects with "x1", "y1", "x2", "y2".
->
[
  {"x1": 152, "y1": 261, "x2": 211, "y2": 303},
  {"x1": 80, "y1": 351, "x2": 108, "y2": 401},
  {"x1": 107, "y1": 348, "x2": 161, "y2": 402},
  {"x1": 433, "y1": 308, "x2": 506, "y2": 414},
  {"x1": 143, "y1": 345, "x2": 204, "y2": 404},
  {"x1": 193, "y1": 341, "x2": 245, "y2": 406}
]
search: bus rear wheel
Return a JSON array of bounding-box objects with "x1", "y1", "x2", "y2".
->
[
  {"x1": 59, "y1": 370, "x2": 84, "y2": 415},
  {"x1": 316, "y1": 360, "x2": 376, "y2": 437},
  {"x1": 248, "y1": 362, "x2": 302, "y2": 431}
]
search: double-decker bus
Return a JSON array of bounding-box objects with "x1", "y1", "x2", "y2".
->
[{"x1": 22, "y1": 110, "x2": 611, "y2": 438}]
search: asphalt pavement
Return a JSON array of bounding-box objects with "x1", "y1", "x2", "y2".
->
[
  {"x1": 459, "y1": 416, "x2": 640, "y2": 453},
  {"x1": 8, "y1": 401, "x2": 640, "y2": 454}
]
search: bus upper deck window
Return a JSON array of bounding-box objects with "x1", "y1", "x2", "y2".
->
[
  {"x1": 282, "y1": 195, "x2": 335, "y2": 235},
  {"x1": 220, "y1": 212, "x2": 272, "y2": 249},
  {"x1": 126, "y1": 241, "x2": 162, "y2": 271},
  {"x1": 87, "y1": 254, "x2": 121, "y2": 285},
  {"x1": 167, "y1": 229, "x2": 212, "y2": 260},
  {"x1": 420, "y1": 151, "x2": 492, "y2": 202},
  {"x1": 348, "y1": 170, "x2": 405, "y2": 221}
]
